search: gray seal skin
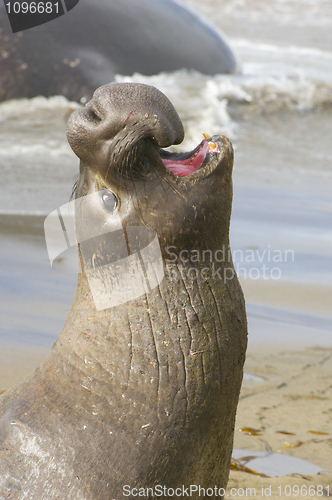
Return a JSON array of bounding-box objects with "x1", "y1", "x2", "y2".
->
[
  {"x1": 0, "y1": 83, "x2": 247, "y2": 499},
  {"x1": 0, "y1": 0, "x2": 238, "y2": 103}
]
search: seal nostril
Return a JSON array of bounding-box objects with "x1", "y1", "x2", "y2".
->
[{"x1": 90, "y1": 109, "x2": 102, "y2": 122}]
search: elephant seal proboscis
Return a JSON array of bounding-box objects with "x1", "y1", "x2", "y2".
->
[
  {"x1": 0, "y1": 83, "x2": 247, "y2": 499},
  {"x1": 0, "y1": 0, "x2": 238, "y2": 103}
]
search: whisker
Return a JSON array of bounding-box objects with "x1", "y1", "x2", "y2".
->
[{"x1": 70, "y1": 174, "x2": 80, "y2": 201}]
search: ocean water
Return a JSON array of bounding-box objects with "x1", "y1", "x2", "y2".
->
[{"x1": 0, "y1": 0, "x2": 331, "y2": 352}]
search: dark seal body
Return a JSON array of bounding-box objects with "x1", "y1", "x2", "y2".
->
[
  {"x1": 0, "y1": 0, "x2": 238, "y2": 103},
  {"x1": 0, "y1": 83, "x2": 247, "y2": 499}
]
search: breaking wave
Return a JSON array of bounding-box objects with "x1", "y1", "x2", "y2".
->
[{"x1": 115, "y1": 68, "x2": 332, "y2": 149}]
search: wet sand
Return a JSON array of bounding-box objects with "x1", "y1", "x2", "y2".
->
[
  {"x1": 227, "y1": 342, "x2": 332, "y2": 497},
  {"x1": 0, "y1": 342, "x2": 50, "y2": 392},
  {"x1": 227, "y1": 470, "x2": 332, "y2": 500}
]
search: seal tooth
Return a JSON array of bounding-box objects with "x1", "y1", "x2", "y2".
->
[
  {"x1": 203, "y1": 132, "x2": 212, "y2": 140},
  {"x1": 208, "y1": 141, "x2": 217, "y2": 150}
]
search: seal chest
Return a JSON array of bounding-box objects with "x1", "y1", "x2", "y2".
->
[{"x1": 0, "y1": 83, "x2": 247, "y2": 499}]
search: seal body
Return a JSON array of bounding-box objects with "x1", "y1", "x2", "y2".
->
[
  {"x1": 0, "y1": 0, "x2": 238, "y2": 103},
  {"x1": 0, "y1": 83, "x2": 247, "y2": 499}
]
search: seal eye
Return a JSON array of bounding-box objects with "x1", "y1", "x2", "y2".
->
[{"x1": 101, "y1": 190, "x2": 117, "y2": 211}]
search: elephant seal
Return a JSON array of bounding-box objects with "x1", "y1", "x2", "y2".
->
[
  {"x1": 0, "y1": 83, "x2": 247, "y2": 499},
  {"x1": 0, "y1": 0, "x2": 238, "y2": 103}
]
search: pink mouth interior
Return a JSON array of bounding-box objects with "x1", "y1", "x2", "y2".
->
[{"x1": 162, "y1": 139, "x2": 218, "y2": 177}]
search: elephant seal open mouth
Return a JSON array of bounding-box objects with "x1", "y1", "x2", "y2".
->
[{"x1": 0, "y1": 83, "x2": 247, "y2": 500}]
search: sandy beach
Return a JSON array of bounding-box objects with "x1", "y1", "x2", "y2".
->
[
  {"x1": 227, "y1": 469, "x2": 332, "y2": 500},
  {"x1": 226, "y1": 342, "x2": 332, "y2": 498}
]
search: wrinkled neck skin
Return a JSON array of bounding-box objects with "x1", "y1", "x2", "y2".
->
[
  {"x1": 59, "y1": 141, "x2": 236, "y2": 370},
  {"x1": 37, "y1": 138, "x2": 247, "y2": 494}
]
